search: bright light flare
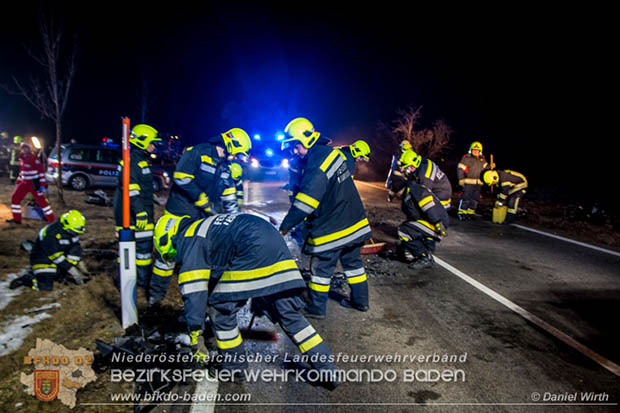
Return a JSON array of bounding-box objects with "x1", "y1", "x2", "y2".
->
[
  {"x1": 31, "y1": 136, "x2": 42, "y2": 149},
  {"x1": 276, "y1": 133, "x2": 285, "y2": 141},
  {"x1": 265, "y1": 148, "x2": 274, "y2": 157},
  {"x1": 281, "y1": 158, "x2": 289, "y2": 168},
  {"x1": 250, "y1": 158, "x2": 259, "y2": 168},
  {"x1": 253, "y1": 134, "x2": 261, "y2": 141}
]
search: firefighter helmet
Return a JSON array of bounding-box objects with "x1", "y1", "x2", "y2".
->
[
  {"x1": 154, "y1": 214, "x2": 188, "y2": 261},
  {"x1": 13, "y1": 135, "x2": 23, "y2": 144},
  {"x1": 221, "y1": 128, "x2": 251, "y2": 157},
  {"x1": 400, "y1": 140, "x2": 412, "y2": 151},
  {"x1": 0, "y1": 132, "x2": 8, "y2": 139},
  {"x1": 130, "y1": 124, "x2": 161, "y2": 150},
  {"x1": 281, "y1": 117, "x2": 320, "y2": 150},
  {"x1": 229, "y1": 162, "x2": 243, "y2": 180},
  {"x1": 482, "y1": 170, "x2": 499, "y2": 185},
  {"x1": 61, "y1": 210, "x2": 86, "y2": 234},
  {"x1": 469, "y1": 141, "x2": 483, "y2": 153},
  {"x1": 350, "y1": 140, "x2": 371, "y2": 159},
  {"x1": 20, "y1": 143, "x2": 31, "y2": 152},
  {"x1": 400, "y1": 150, "x2": 422, "y2": 169}
]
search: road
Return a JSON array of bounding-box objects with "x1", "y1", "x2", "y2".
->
[{"x1": 209, "y1": 180, "x2": 620, "y2": 412}]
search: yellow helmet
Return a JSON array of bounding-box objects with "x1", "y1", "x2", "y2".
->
[
  {"x1": 14, "y1": 135, "x2": 23, "y2": 144},
  {"x1": 399, "y1": 150, "x2": 422, "y2": 169},
  {"x1": 130, "y1": 124, "x2": 161, "y2": 150},
  {"x1": 154, "y1": 214, "x2": 188, "y2": 261},
  {"x1": 281, "y1": 117, "x2": 320, "y2": 150},
  {"x1": 400, "y1": 140, "x2": 412, "y2": 151},
  {"x1": 61, "y1": 210, "x2": 86, "y2": 234},
  {"x1": 469, "y1": 141, "x2": 483, "y2": 153},
  {"x1": 482, "y1": 170, "x2": 499, "y2": 185},
  {"x1": 229, "y1": 162, "x2": 243, "y2": 180},
  {"x1": 350, "y1": 140, "x2": 371, "y2": 159},
  {"x1": 0, "y1": 132, "x2": 8, "y2": 139},
  {"x1": 221, "y1": 128, "x2": 251, "y2": 157}
]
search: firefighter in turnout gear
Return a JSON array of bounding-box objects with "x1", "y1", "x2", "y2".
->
[
  {"x1": 228, "y1": 160, "x2": 244, "y2": 207},
  {"x1": 10, "y1": 210, "x2": 87, "y2": 291},
  {"x1": 482, "y1": 169, "x2": 528, "y2": 224},
  {"x1": 338, "y1": 139, "x2": 371, "y2": 176},
  {"x1": 398, "y1": 152, "x2": 449, "y2": 269},
  {"x1": 456, "y1": 141, "x2": 488, "y2": 219},
  {"x1": 113, "y1": 124, "x2": 161, "y2": 288},
  {"x1": 149, "y1": 128, "x2": 251, "y2": 306},
  {"x1": 153, "y1": 213, "x2": 339, "y2": 388},
  {"x1": 400, "y1": 150, "x2": 452, "y2": 209},
  {"x1": 279, "y1": 117, "x2": 371, "y2": 318},
  {"x1": 164, "y1": 128, "x2": 251, "y2": 218},
  {"x1": 6, "y1": 143, "x2": 55, "y2": 224},
  {"x1": 9, "y1": 135, "x2": 22, "y2": 183},
  {"x1": 386, "y1": 140, "x2": 412, "y2": 202}
]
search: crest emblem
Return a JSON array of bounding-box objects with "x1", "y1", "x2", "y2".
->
[{"x1": 34, "y1": 370, "x2": 59, "y2": 402}]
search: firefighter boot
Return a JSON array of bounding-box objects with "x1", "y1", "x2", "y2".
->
[
  {"x1": 408, "y1": 253, "x2": 435, "y2": 270},
  {"x1": 189, "y1": 330, "x2": 209, "y2": 364}
]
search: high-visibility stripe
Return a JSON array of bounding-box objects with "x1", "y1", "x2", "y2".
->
[
  {"x1": 308, "y1": 225, "x2": 372, "y2": 253},
  {"x1": 310, "y1": 276, "x2": 331, "y2": 285},
  {"x1": 173, "y1": 171, "x2": 194, "y2": 179},
  {"x1": 49, "y1": 251, "x2": 63, "y2": 260},
  {"x1": 180, "y1": 281, "x2": 209, "y2": 295},
  {"x1": 309, "y1": 282, "x2": 330, "y2": 292},
  {"x1": 197, "y1": 215, "x2": 217, "y2": 237},
  {"x1": 347, "y1": 273, "x2": 367, "y2": 284},
  {"x1": 299, "y1": 334, "x2": 323, "y2": 353},
  {"x1": 215, "y1": 327, "x2": 240, "y2": 341},
  {"x1": 135, "y1": 231, "x2": 153, "y2": 239},
  {"x1": 440, "y1": 199, "x2": 451, "y2": 206},
  {"x1": 508, "y1": 197, "x2": 521, "y2": 214},
  {"x1": 184, "y1": 219, "x2": 204, "y2": 237},
  {"x1": 216, "y1": 334, "x2": 242, "y2": 350},
  {"x1": 308, "y1": 218, "x2": 369, "y2": 246},
  {"x1": 33, "y1": 264, "x2": 56, "y2": 270},
  {"x1": 200, "y1": 155, "x2": 215, "y2": 165},
  {"x1": 220, "y1": 260, "x2": 297, "y2": 281},
  {"x1": 153, "y1": 267, "x2": 173, "y2": 277},
  {"x1": 138, "y1": 161, "x2": 149, "y2": 168},
  {"x1": 425, "y1": 161, "x2": 433, "y2": 178},
  {"x1": 129, "y1": 183, "x2": 141, "y2": 190},
  {"x1": 344, "y1": 267, "x2": 365, "y2": 277},
  {"x1": 326, "y1": 156, "x2": 344, "y2": 179},
  {"x1": 458, "y1": 163, "x2": 467, "y2": 170},
  {"x1": 295, "y1": 192, "x2": 319, "y2": 209},
  {"x1": 179, "y1": 269, "x2": 211, "y2": 284},
  {"x1": 419, "y1": 195, "x2": 434, "y2": 207},
  {"x1": 136, "y1": 258, "x2": 153, "y2": 266},
  {"x1": 319, "y1": 149, "x2": 340, "y2": 172},
  {"x1": 222, "y1": 187, "x2": 236, "y2": 196},
  {"x1": 294, "y1": 200, "x2": 315, "y2": 214},
  {"x1": 213, "y1": 270, "x2": 301, "y2": 294},
  {"x1": 293, "y1": 325, "x2": 316, "y2": 343},
  {"x1": 463, "y1": 178, "x2": 480, "y2": 185}
]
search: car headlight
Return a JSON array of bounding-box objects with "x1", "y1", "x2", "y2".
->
[
  {"x1": 251, "y1": 158, "x2": 259, "y2": 168},
  {"x1": 281, "y1": 158, "x2": 289, "y2": 168}
]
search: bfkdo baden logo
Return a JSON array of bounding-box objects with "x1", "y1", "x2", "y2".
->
[
  {"x1": 34, "y1": 370, "x2": 60, "y2": 402},
  {"x1": 20, "y1": 338, "x2": 96, "y2": 409}
]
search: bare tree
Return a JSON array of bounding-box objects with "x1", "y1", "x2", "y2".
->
[
  {"x1": 6, "y1": 13, "x2": 77, "y2": 203},
  {"x1": 391, "y1": 105, "x2": 452, "y2": 161}
]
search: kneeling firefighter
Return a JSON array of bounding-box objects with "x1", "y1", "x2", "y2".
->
[
  {"x1": 482, "y1": 169, "x2": 528, "y2": 224},
  {"x1": 154, "y1": 213, "x2": 339, "y2": 388}
]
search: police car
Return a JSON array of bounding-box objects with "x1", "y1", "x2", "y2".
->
[{"x1": 46, "y1": 144, "x2": 170, "y2": 191}]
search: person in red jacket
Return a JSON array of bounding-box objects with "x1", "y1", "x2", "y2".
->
[{"x1": 6, "y1": 143, "x2": 55, "y2": 224}]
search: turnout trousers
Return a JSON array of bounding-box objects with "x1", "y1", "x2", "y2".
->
[
  {"x1": 207, "y1": 291, "x2": 337, "y2": 373},
  {"x1": 458, "y1": 183, "x2": 481, "y2": 216},
  {"x1": 306, "y1": 243, "x2": 369, "y2": 316},
  {"x1": 11, "y1": 181, "x2": 55, "y2": 223},
  {"x1": 398, "y1": 221, "x2": 437, "y2": 258}
]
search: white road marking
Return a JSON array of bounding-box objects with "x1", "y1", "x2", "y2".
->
[
  {"x1": 510, "y1": 224, "x2": 620, "y2": 258},
  {"x1": 434, "y1": 256, "x2": 620, "y2": 378},
  {"x1": 190, "y1": 371, "x2": 218, "y2": 413}
]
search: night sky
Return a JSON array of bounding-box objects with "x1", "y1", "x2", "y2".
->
[{"x1": 0, "y1": 2, "x2": 615, "y2": 203}]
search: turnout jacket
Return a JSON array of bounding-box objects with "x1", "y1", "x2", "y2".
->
[
  {"x1": 165, "y1": 140, "x2": 237, "y2": 218},
  {"x1": 280, "y1": 143, "x2": 371, "y2": 254},
  {"x1": 30, "y1": 220, "x2": 82, "y2": 272},
  {"x1": 18, "y1": 152, "x2": 46, "y2": 186},
  {"x1": 174, "y1": 213, "x2": 306, "y2": 304},
  {"x1": 386, "y1": 152, "x2": 406, "y2": 190},
  {"x1": 457, "y1": 153, "x2": 488, "y2": 186},
  {"x1": 114, "y1": 148, "x2": 154, "y2": 226},
  {"x1": 401, "y1": 181, "x2": 449, "y2": 241},
  {"x1": 286, "y1": 156, "x2": 305, "y2": 202},
  {"x1": 414, "y1": 158, "x2": 452, "y2": 204},
  {"x1": 338, "y1": 146, "x2": 357, "y2": 176},
  {"x1": 496, "y1": 170, "x2": 528, "y2": 202}
]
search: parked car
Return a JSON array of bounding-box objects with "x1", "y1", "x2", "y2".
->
[
  {"x1": 46, "y1": 144, "x2": 170, "y2": 191},
  {"x1": 243, "y1": 140, "x2": 289, "y2": 181}
]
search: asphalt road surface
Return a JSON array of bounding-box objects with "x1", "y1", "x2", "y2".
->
[{"x1": 206, "y1": 180, "x2": 620, "y2": 413}]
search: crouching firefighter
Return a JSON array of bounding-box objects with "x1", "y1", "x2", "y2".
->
[
  {"x1": 401, "y1": 150, "x2": 452, "y2": 209},
  {"x1": 113, "y1": 124, "x2": 160, "y2": 288},
  {"x1": 385, "y1": 140, "x2": 411, "y2": 202},
  {"x1": 398, "y1": 152, "x2": 449, "y2": 269},
  {"x1": 279, "y1": 117, "x2": 371, "y2": 318},
  {"x1": 153, "y1": 213, "x2": 339, "y2": 388},
  {"x1": 482, "y1": 169, "x2": 528, "y2": 224},
  {"x1": 11, "y1": 210, "x2": 87, "y2": 290}
]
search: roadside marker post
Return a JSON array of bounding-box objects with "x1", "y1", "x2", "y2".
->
[{"x1": 119, "y1": 117, "x2": 138, "y2": 328}]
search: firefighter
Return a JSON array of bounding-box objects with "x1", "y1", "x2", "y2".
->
[
  {"x1": 9, "y1": 135, "x2": 23, "y2": 183},
  {"x1": 456, "y1": 141, "x2": 488, "y2": 220},
  {"x1": 386, "y1": 140, "x2": 411, "y2": 202},
  {"x1": 113, "y1": 124, "x2": 160, "y2": 288},
  {"x1": 6, "y1": 143, "x2": 55, "y2": 224},
  {"x1": 10, "y1": 210, "x2": 87, "y2": 291},
  {"x1": 482, "y1": 169, "x2": 528, "y2": 224},
  {"x1": 149, "y1": 128, "x2": 251, "y2": 306},
  {"x1": 279, "y1": 117, "x2": 371, "y2": 318},
  {"x1": 398, "y1": 152, "x2": 449, "y2": 269},
  {"x1": 228, "y1": 160, "x2": 244, "y2": 207},
  {"x1": 338, "y1": 139, "x2": 371, "y2": 176},
  {"x1": 153, "y1": 213, "x2": 339, "y2": 388},
  {"x1": 164, "y1": 128, "x2": 251, "y2": 219},
  {"x1": 0, "y1": 131, "x2": 10, "y2": 176},
  {"x1": 400, "y1": 150, "x2": 452, "y2": 209}
]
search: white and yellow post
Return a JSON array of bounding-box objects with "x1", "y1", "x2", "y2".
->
[{"x1": 119, "y1": 117, "x2": 138, "y2": 328}]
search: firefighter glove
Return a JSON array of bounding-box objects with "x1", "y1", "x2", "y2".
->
[
  {"x1": 136, "y1": 212, "x2": 149, "y2": 230},
  {"x1": 435, "y1": 222, "x2": 447, "y2": 237},
  {"x1": 67, "y1": 266, "x2": 87, "y2": 285},
  {"x1": 194, "y1": 193, "x2": 211, "y2": 212}
]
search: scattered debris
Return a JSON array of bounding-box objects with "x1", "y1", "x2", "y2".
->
[{"x1": 85, "y1": 190, "x2": 112, "y2": 206}]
